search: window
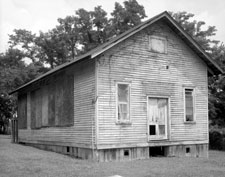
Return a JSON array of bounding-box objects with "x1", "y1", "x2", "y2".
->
[
  {"x1": 149, "y1": 36, "x2": 167, "y2": 54},
  {"x1": 149, "y1": 125, "x2": 156, "y2": 135},
  {"x1": 124, "y1": 149, "x2": 130, "y2": 157},
  {"x1": 186, "y1": 147, "x2": 190, "y2": 154},
  {"x1": 18, "y1": 93, "x2": 27, "y2": 129},
  {"x1": 117, "y1": 83, "x2": 130, "y2": 122},
  {"x1": 184, "y1": 88, "x2": 195, "y2": 122}
]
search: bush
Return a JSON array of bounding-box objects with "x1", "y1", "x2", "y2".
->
[{"x1": 209, "y1": 129, "x2": 225, "y2": 150}]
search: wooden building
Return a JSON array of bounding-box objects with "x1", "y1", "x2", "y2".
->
[{"x1": 11, "y1": 11, "x2": 223, "y2": 161}]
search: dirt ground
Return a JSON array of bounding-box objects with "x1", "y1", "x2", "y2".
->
[{"x1": 1, "y1": 135, "x2": 225, "y2": 177}]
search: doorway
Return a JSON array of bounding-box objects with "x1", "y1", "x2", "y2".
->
[{"x1": 148, "y1": 97, "x2": 168, "y2": 140}]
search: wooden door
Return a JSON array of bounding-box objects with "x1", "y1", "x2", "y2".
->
[{"x1": 148, "y1": 98, "x2": 168, "y2": 140}]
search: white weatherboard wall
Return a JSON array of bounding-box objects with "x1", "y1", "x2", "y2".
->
[{"x1": 96, "y1": 21, "x2": 208, "y2": 148}]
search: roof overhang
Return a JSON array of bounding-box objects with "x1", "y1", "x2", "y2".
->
[
  {"x1": 89, "y1": 11, "x2": 223, "y2": 75},
  {"x1": 10, "y1": 11, "x2": 223, "y2": 94}
]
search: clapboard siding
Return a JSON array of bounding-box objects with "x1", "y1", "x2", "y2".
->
[
  {"x1": 18, "y1": 58, "x2": 96, "y2": 147},
  {"x1": 18, "y1": 93, "x2": 27, "y2": 129},
  {"x1": 97, "y1": 21, "x2": 208, "y2": 145},
  {"x1": 73, "y1": 59, "x2": 96, "y2": 145}
]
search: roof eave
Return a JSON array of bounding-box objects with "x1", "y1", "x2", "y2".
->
[
  {"x1": 9, "y1": 11, "x2": 223, "y2": 95},
  {"x1": 9, "y1": 55, "x2": 91, "y2": 95},
  {"x1": 163, "y1": 13, "x2": 223, "y2": 75},
  {"x1": 90, "y1": 11, "x2": 223, "y2": 75}
]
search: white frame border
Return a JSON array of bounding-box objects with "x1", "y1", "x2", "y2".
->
[
  {"x1": 116, "y1": 82, "x2": 131, "y2": 124},
  {"x1": 147, "y1": 95, "x2": 170, "y2": 141},
  {"x1": 183, "y1": 87, "x2": 196, "y2": 123},
  {"x1": 149, "y1": 35, "x2": 168, "y2": 54}
]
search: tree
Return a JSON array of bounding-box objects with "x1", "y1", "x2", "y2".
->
[
  {"x1": 110, "y1": 0, "x2": 147, "y2": 35},
  {"x1": 170, "y1": 11, "x2": 225, "y2": 127},
  {"x1": 0, "y1": 48, "x2": 45, "y2": 92},
  {"x1": 91, "y1": 6, "x2": 109, "y2": 44},
  {"x1": 6, "y1": 4, "x2": 225, "y2": 129},
  {"x1": 0, "y1": 48, "x2": 47, "y2": 133},
  {"x1": 211, "y1": 43, "x2": 225, "y2": 70},
  {"x1": 76, "y1": 1, "x2": 147, "y2": 52},
  {"x1": 208, "y1": 75, "x2": 225, "y2": 126},
  {"x1": 6, "y1": 1, "x2": 147, "y2": 67},
  {"x1": 74, "y1": 6, "x2": 109, "y2": 52},
  {"x1": 170, "y1": 11, "x2": 219, "y2": 52},
  {"x1": 35, "y1": 31, "x2": 69, "y2": 69},
  {"x1": 8, "y1": 29, "x2": 38, "y2": 63},
  {"x1": 0, "y1": 0, "x2": 148, "y2": 133},
  {"x1": 0, "y1": 93, "x2": 15, "y2": 134},
  {"x1": 56, "y1": 15, "x2": 81, "y2": 60}
]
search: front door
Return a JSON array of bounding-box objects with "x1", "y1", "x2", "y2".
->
[{"x1": 148, "y1": 97, "x2": 168, "y2": 140}]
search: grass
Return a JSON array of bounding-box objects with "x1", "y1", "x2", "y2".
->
[{"x1": 1, "y1": 135, "x2": 225, "y2": 177}]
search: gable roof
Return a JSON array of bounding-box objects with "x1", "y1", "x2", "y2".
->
[{"x1": 10, "y1": 11, "x2": 223, "y2": 94}]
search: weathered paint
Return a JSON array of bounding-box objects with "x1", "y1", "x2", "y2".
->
[
  {"x1": 27, "y1": 92, "x2": 31, "y2": 129},
  {"x1": 96, "y1": 21, "x2": 208, "y2": 148},
  {"x1": 17, "y1": 18, "x2": 210, "y2": 161},
  {"x1": 41, "y1": 86, "x2": 48, "y2": 126},
  {"x1": 18, "y1": 93, "x2": 27, "y2": 129},
  {"x1": 18, "y1": 58, "x2": 96, "y2": 148},
  {"x1": 30, "y1": 90, "x2": 36, "y2": 129}
]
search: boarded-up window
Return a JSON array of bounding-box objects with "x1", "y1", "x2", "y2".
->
[
  {"x1": 29, "y1": 70, "x2": 74, "y2": 129},
  {"x1": 61, "y1": 75, "x2": 74, "y2": 126},
  {"x1": 117, "y1": 83, "x2": 130, "y2": 122},
  {"x1": 48, "y1": 73, "x2": 74, "y2": 127},
  {"x1": 18, "y1": 94, "x2": 27, "y2": 129},
  {"x1": 48, "y1": 82, "x2": 55, "y2": 126},
  {"x1": 149, "y1": 36, "x2": 167, "y2": 53},
  {"x1": 185, "y1": 89, "x2": 194, "y2": 122},
  {"x1": 30, "y1": 89, "x2": 42, "y2": 129},
  {"x1": 41, "y1": 86, "x2": 49, "y2": 126},
  {"x1": 30, "y1": 90, "x2": 36, "y2": 129},
  {"x1": 35, "y1": 89, "x2": 42, "y2": 128}
]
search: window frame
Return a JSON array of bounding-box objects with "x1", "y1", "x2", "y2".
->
[
  {"x1": 116, "y1": 82, "x2": 131, "y2": 124},
  {"x1": 149, "y1": 35, "x2": 168, "y2": 54},
  {"x1": 183, "y1": 87, "x2": 196, "y2": 123}
]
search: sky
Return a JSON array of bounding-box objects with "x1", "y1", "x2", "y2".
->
[{"x1": 0, "y1": 0, "x2": 225, "y2": 53}]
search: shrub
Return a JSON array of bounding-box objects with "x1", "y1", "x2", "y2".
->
[{"x1": 209, "y1": 129, "x2": 225, "y2": 150}]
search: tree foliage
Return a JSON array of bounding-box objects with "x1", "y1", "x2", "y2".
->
[
  {"x1": 0, "y1": 48, "x2": 44, "y2": 92},
  {"x1": 6, "y1": 0, "x2": 146, "y2": 68},
  {"x1": 8, "y1": 29, "x2": 38, "y2": 62},
  {"x1": 110, "y1": 0, "x2": 146, "y2": 35},
  {"x1": 170, "y1": 11, "x2": 225, "y2": 127},
  {"x1": 1, "y1": 2, "x2": 225, "y2": 133},
  {"x1": 169, "y1": 11, "x2": 219, "y2": 51},
  {"x1": 0, "y1": 0, "x2": 147, "y2": 133},
  {"x1": 0, "y1": 49, "x2": 45, "y2": 134}
]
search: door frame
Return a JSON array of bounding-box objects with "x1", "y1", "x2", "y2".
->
[{"x1": 147, "y1": 95, "x2": 170, "y2": 141}]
